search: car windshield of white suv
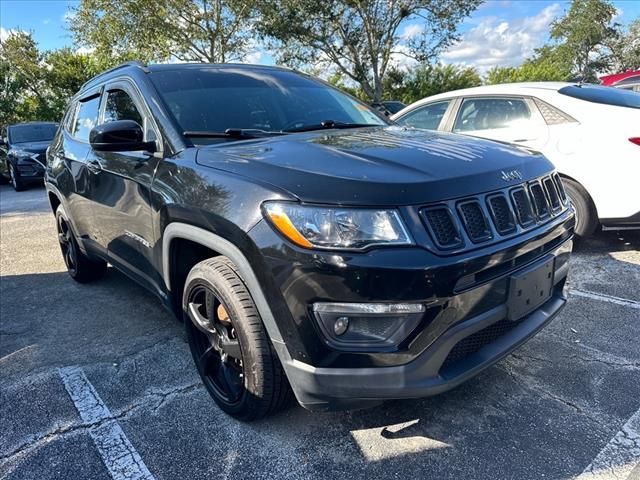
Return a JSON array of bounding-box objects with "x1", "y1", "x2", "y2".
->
[
  {"x1": 149, "y1": 67, "x2": 387, "y2": 142},
  {"x1": 559, "y1": 84, "x2": 640, "y2": 109},
  {"x1": 8, "y1": 124, "x2": 58, "y2": 144}
]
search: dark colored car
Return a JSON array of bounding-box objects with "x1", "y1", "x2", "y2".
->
[
  {"x1": 45, "y1": 62, "x2": 574, "y2": 421},
  {"x1": 371, "y1": 100, "x2": 406, "y2": 115},
  {"x1": 0, "y1": 122, "x2": 58, "y2": 191}
]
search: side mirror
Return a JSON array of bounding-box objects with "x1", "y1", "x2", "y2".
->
[{"x1": 89, "y1": 120, "x2": 156, "y2": 153}]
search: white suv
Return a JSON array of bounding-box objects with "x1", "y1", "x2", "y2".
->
[{"x1": 392, "y1": 83, "x2": 640, "y2": 237}]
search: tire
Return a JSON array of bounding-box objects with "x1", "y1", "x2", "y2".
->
[
  {"x1": 55, "y1": 206, "x2": 107, "y2": 283},
  {"x1": 9, "y1": 163, "x2": 26, "y2": 191},
  {"x1": 563, "y1": 178, "x2": 599, "y2": 238},
  {"x1": 183, "y1": 256, "x2": 291, "y2": 421}
]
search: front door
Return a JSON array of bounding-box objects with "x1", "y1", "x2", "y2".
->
[{"x1": 85, "y1": 81, "x2": 164, "y2": 294}]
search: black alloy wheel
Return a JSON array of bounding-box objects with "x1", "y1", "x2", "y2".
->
[
  {"x1": 57, "y1": 213, "x2": 78, "y2": 276},
  {"x1": 187, "y1": 285, "x2": 245, "y2": 405}
]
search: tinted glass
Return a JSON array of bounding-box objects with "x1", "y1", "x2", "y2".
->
[
  {"x1": 149, "y1": 67, "x2": 386, "y2": 135},
  {"x1": 73, "y1": 96, "x2": 101, "y2": 141},
  {"x1": 382, "y1": 101, "x2": 406, "y2": 114},
  {"x1": 559, "y1": 84, "x2": 640, "y2": 109},
  {"x1": 104, "y1": 89, "x2": 144, "y2": 125},
  {"x1": 8, "y1": 124, "x2": 58, "y2": 143},
  {"x1": 454, "y1": 98, "x2": 531, "y2": 132},
  {"x1": 396, "y1": 101, "x2": 450, "y2": 130}
]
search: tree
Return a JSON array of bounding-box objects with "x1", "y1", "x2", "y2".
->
[
  {"x1": 257, "y1": 0, "x2": 482, "y2": 102},
  {"x1": 70, "y1": 0, "x2": 257, "y2": 64},
  {"x1": 389, "y1": 63, "x2": 481, "y2": 103},
  {"x1": 550, "y1": 0, "x2": 619, "y2": 81},
  {"x1": 605, "y1": 19, "x2": 640, "y2": 72},
  {"x1": 485, "y1": 46, "x2": 572, "y2": 84}
]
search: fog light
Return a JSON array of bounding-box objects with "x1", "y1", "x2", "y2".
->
[
  {"x1": 334, "y1": 317, "x2": 349, "y2": 336},
  {"x1": 312, "y1": 302, "x2": 426, "y2": 351}
]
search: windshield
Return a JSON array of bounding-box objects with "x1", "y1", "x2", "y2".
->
[
  {"x1": 149, "y1": 67, "x2": 387, "y2": 140},
  {"x1": 558, "y1": 84, "x2": 640, "y2": 109},
  {"x1": 8, "y1": 124, "x2": 58, "y2": 144}
]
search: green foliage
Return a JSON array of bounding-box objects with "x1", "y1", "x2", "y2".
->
[
  {"x1": 388, "y1": 64, "x2": 481, "y2": 104},
  {"x1": 550, "y1": 0, "x2": 619, "y2": 81},
  {"x1": 70, "y1": 0, "x2": 257, "y2": 64},
  {"x1": 486, "y1": 46, "x2": 572, "y2": 84},
  {"x1": 256, "y1": 0, "x2": 482, "y2": 102},
  {"x1": 605, "y1": 19, "x2": 640, "y2": 72}
]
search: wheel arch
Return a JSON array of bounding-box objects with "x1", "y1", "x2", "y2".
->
[
  {"x1": 162, "y1": 222, "x2": 286, "y2": 345},
  {"x1": 557, "y1": 172, "x2": 599, "y2": 218}
]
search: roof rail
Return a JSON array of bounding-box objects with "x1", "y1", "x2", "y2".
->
[{"x1": 80, "y1": 61, "x2": 147, "y2": 91}]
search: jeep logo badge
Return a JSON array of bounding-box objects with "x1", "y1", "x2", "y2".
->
[{"x1": 501, "y1": 169, "x2": 523, "y2": 182}]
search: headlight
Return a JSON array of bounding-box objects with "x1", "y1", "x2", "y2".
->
[{"x1": 263, "y1": 202, "x2": 413, "y2": 250}]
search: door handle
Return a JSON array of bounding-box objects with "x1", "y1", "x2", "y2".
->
[{"x1": 86, "y1": 159, "x2": 102, "y2": 173}]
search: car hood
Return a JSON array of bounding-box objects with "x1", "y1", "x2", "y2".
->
[
  {"x1": 195, "y1": 126, "x2": 555, "y2": 206},
  {"x1": 12, "y1": 141, "x2": 51, "y2": 154}
]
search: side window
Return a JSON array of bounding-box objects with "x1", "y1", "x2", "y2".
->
[
  {"x1": 103, "y1": 89, "x2": 144, "y2": 126},
  {"x1": 72, "y1": 96, "x2": 101, "y2": 142},
  {"x1": 64, "y1": 101, "x2": 78, "y2": 133},
  {"x1": 396, "y1": 101, "x2": 450, "y2": 130},
  {"x1": 453, "y1": 98, "x2": 531, "y2": 133}
]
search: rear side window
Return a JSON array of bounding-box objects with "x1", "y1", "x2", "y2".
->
[
  {"x1": 72, "y1": 96, "x2": 101, "y2": 142},
  {"x1": 558, "y1": 85, "x2": 640, "y2": 109},
  {"x1": 103, "y1": 89, "x2": 144, "y2": 126},
  {"x1": 453, "y1": 98, "x2": 531, "y2": 132},
  {"x1": 396, "y1": 101, "x2": 450, "y2": 130}
]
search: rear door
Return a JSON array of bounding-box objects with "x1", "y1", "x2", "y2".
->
[
  {"x1": 450, "y1": 96, "x2": 549, "y2": 151},
  {"x1": 85, "y1": 79, "x2": 164, "y2": 293}
]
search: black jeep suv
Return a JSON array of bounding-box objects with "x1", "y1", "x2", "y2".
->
[{"x1": 45, "y1": 62, "x2": 574, "y2": 420}]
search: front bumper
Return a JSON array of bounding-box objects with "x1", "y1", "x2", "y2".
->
[
  {"x1": 15, "y1": 161, "x2": 45, "y2": 182},
  {"x1": 249, "y1": 209, "x2": 574, "y2": 410}
]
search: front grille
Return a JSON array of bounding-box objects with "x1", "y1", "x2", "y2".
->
[
  {"x1": 458, "y1": 201, "x2": 492, "y2": 242},
  {"x1": 422, "y1": 207, "x2": 462, "y2": 248},
  {"x1": 529, "y1": 183, "x2": 550, "y2": 219},
  {"x1": 543, "y1": 177, "x2": 561, "y2": 211},
  {"x1": 441, "y1": 319, "x2": 521, "y2": 370},
  {"x1": 511, "y1": 188, "x2": 535, "y2": 227},
  {"x1": 420, "y1": 173, "x2": 569, "y2": 252},
  {"x1": 487, "y1": 194, "x2": 516, "y2": 234}
]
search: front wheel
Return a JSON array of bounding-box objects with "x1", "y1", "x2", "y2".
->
[
  {"x1": 56, "y1": 207, "x2": 107, "y2": 283},
  {"x1": 183, "y1": 256, "x2": 291, "y2": 421},
  {"x1": 9, "y1": 163, "x2": 25, "y2": 191},
  {"x1": 563, "y1": 178, "x2": 599, "y2": 238}
]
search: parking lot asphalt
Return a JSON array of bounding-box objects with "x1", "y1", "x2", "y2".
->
[{"x1": 1, "y1": 184, "x2": 639, "y2": 480}]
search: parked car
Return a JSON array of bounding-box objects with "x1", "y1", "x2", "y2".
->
[
  {"x1": 0, "y1": 122, "x2": 58, "y2": 191},
  {"x1": 392, "y1": 83, "x2": 640, "y2": 237},
  {"x1": 371, "y1": 100, "x2": 406, "y2": 115},
  {"x1": 600, "y1": 70, "x2": 640, "y2": 92},
  {"x1": 46, "y1": 62, "x2": 574, "y2": 420}
]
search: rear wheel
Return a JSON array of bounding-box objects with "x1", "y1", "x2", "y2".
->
[
  {"x1": 183, "y1": 256, "x2": 291, "y2": 421},
  {"x1": 56, "y1": 207, "x2": 107, "y2": 283},
  {"x1": 563, "y1": 178, "x2": 598, "y2": 238}
]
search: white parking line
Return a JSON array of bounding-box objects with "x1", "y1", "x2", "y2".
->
[
  {"x1": 59, "y1": 366, "x2": 155, "y2": 480},
  {"x1": 570, "y1": 289, "x2": 640, "y2": 310},
  {"x1": 576, "y1": 407, "x2": 640, "y2": 480}
]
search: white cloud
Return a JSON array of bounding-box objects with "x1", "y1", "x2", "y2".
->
[
  {"x1": 401, "y1": 23, "x2": 424, "y2": 40},
  {"x1": 42, "y1": 18, "x2": 51, "y2": 25},
  {"x1": 76, "y1": 46, "x2": 95, "y2": 55},
  {"x1": 1, "y1": 27, "x2": 24, "y2": 43},
  {"x1": 441, "y1": 3, "x2": 562, "y2": 73}
]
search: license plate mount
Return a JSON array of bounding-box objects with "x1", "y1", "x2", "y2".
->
[{"x1": 507, "y1": 257, "x2": 555, "y2": 321}]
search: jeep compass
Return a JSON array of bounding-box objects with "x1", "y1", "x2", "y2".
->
[{"x1": 45, "y1": 62, "x2": 574, "y2": 420}]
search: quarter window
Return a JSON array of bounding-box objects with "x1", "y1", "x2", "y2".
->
[
  {"x1": 103, "y1": 89, "x2": 144, "y2": 126},
  {"x1": 453, "y1": 98, "x2": 531, "y2": 132},
  {"x1": 396, "y1": 101, "x2": 450, "y2": 130},
  {"x1": 72, "y1": 96, "x2": 101, "y2": 142}
]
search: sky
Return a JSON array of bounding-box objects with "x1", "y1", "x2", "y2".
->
[{"x1": 1, "y1": 0, "x2": 639, "y2": 74}]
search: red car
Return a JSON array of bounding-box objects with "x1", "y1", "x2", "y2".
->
[{"x1": 600, "y1": 70, "x2": 640, "y2": 92}]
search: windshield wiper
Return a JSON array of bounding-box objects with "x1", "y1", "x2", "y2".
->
[
  {"x1": 282, "y1": 120, "x2": 382, "y2": 133},
  {"x1": 184, "y1": 129, "x2": 288, "y2": 140}
]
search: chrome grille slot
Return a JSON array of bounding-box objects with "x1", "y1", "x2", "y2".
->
[
  {"x1": 553, "y1": 173, "x2": 567, "y2": 203},
  {"x1": 529, "y1": 182, "x2": 550, "y2": 220},
  {"x1": 422, "y1": 207, "x2": 462, "y2": 249},
  {"x1": 457, "y1": 200, "x2": 492, "y2": 243},
  {"x1": 543, "y1": 177, "x2": 561, "y2": 212},
  {"x1": 510, "y1": 188, "x2": 535, "y2": 227},
  {"x1": 486, "y1": 194, "x2": 516, "y2": 234}
]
